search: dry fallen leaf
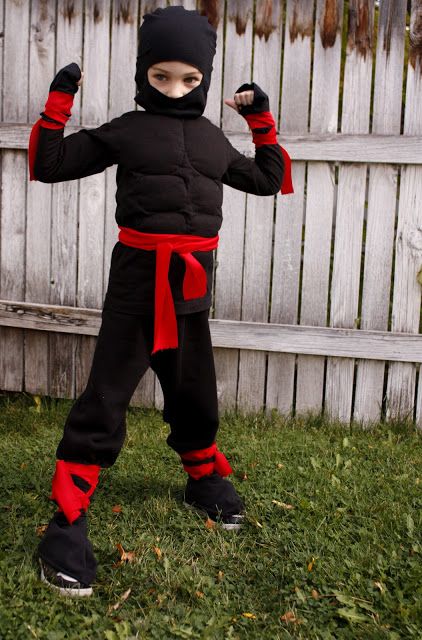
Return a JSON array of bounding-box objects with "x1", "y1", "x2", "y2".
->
[
  {"x1": 242, "y1": 472, "x2": 248, "y2": 480},
  {"x1": 280, "y1": 611, "x2": 299, "y2": 623},
  {"x1": 36, "y1": 524, "x2": 48, "y2": 537},
  {"x1": 277, "y1": 463, "x2": 284, "y2": 469},
  {"x1": 112, "y1": 504, "x2": 122, "y2": 513},
  {"x1": 307, "y1": 556, "x2": 316, "y2": 571},
  {"x1": 205, "y1": 518, "x2": 216, "y2": 529},
  {"x1": 153, "y1": 546, "x2": 162, "y2": 559},
  {"x1": 113, "y1": 543, "x2": 136, "y2": 567},
  {"x1": 272, "y1": 500, "x2": 294, "y2": 510},
  {"x1": 20, "y1": 463, "x2": 28, "y2": 470},
  {"x1": 217, "y1": 570, "x2": 224, "y2": 582},
  {"x1": 374, "y1": 581, "x2": 385, "y2": 593},
  {"x1": 311, "y1": 589, "x2": 320, "y2": 600},
  {"x1": 108, "y1": 588, "x2": 131, "y2": 613},
  {"x1": 33, "y1": 395, "x2": 42, "y2": 413},
  {"x1": 195, "y1": 590, "x2": 204, "y2": 598},
  {"x1": 242, "y1": 612, "x2": 256, "y2": 619}
]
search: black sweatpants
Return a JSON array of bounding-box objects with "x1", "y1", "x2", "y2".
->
[
  {"x1": 56, "y1": 307, "x2": 219, "y2": 467},
  {"x1": 39, "y1": 307, "x2": 220, "y2": 585}
]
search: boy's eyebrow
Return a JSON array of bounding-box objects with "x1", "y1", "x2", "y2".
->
[{"x1": 152, "y1": 66, "x2": 202, "y2": 76}]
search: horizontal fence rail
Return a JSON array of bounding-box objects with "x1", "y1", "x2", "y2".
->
[
  {"x1": 0, "y1": 300, "x2": 421, "y2": 364},
  {"x1": 1, "y1": 124, "x2": 422, "y2": 165}
]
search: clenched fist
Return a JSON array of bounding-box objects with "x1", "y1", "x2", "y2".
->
[
  {"x1": 224, "y1": 89, "x2": 254, "y2": 113},
  {"x1": 49, "y1": 62, "x2": 83, "y2": 95},
  {"x1": 224, "y1": 82, "x2": 270, "y2": 116}
]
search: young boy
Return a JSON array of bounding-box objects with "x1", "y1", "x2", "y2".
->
[{"x1": 28, "y1": 5, "x2": 293, "y2": 597}]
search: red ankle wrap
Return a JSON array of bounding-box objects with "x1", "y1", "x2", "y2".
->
[
  {"x1": 50, "y1": 460, "x2": 101, "y2": 525},
  {"x1": 180, "y1": 442, "x2": 233, "y2": 480}
]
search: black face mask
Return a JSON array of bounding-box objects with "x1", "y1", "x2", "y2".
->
[
  {"x1": 134, "y1": 72, "x2": 211, "y2": 119},
  {"x1": 134, "y1": 6, "x2": 217, "y2": 119}
]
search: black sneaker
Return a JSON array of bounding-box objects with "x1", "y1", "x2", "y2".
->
[
  {"x1": 39, "y1": 558, "x2": 93, "y2": 597},
  {"x1": 183, "y1": 472, "x2": 246, "y2": 530}
]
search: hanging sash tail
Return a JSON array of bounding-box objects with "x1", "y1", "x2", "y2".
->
[
  {"x1": 28, "y1": 90, "x2": 74, "y2": 181},
  {"x1": 243, "y1": 111, "x2": 294, "y2": 195}
]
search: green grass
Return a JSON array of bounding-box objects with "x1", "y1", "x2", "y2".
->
[{"x1": 0, "y1": 392, "x2": 421, "y2": 639}]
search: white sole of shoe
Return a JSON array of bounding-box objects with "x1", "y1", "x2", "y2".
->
[
  {"x1": 183, "y1": 501, "x2": 245, "y2": 530},
  {"x1": 40, "y1": 565, "x2": 93, "y2": 597}
]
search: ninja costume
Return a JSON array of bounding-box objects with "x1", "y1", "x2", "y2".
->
[{"x1": 28, "y1": 5, "x2": 293, "y2": 589}]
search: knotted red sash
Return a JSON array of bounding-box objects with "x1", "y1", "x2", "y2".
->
[
  {"x1": 180, "y1": 442, "x2": 233, "y2": 480},
  {"x1": 50, "y1": 460, "x2": 101, "y2": 525},
  {"x1": 118, "y1": 226, "x2": 219, "y2": 354},
  {"x1": 28, "y1": 90, "x2": 74, "y2": 181},
  {"x1": 243, "y1": 111, "x2": 294, "y2": 195}
]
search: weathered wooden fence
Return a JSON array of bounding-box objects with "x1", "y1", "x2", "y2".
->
[{"x1": 0, "y1": 0, "x2": 421, "y2": 424}]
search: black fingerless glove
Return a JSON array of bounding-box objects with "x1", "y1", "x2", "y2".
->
[
  {"x1": 49, "y1": 62, "x2": 82, "y2": 95},
  {"x1": 39, "y1": 62, "x2": 81, "y2": 125},
  {"x1": 234, "y1": 82, "x2": 272, "y2": 133}
]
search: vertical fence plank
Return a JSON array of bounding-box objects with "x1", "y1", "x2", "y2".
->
[
  {"x1": 0, "y1": 0, "x2": 3, "y2": 355},
  {"x1": 214, "y1": 0, "x2": 253, "y2": 410},
  {"x1": 325, "y1": 0, "x2": 374, "y2": 422},
  {"x1": 0, "y1": 0, "x2": 3, "y2": 123},
  {"x1": 105, "y1": 0, "x2": 155, "y2": 409},
  {"x1": 104, "y1": 0, "x2": 139, "y2": 296},
  {"x1": 0, "y1": 0, "x2": 29, "y2": 392},
  {"x1": 387, "y1": 0, "x2": 422, "y2": 420},
  {"x1": 266, "y1": 0, "x2": 314, "y2": 414},
  {"x1": 200, "y1": 0, "x2": 224, "y2": 364},
  {"x1": 25, "y1": 0, "x2": 56, "y2": 396},
  {"x1": 296, "y1": 0, "x2": 344, "y2": 414},
  {"x1": 201, "y1": 0, "x2": 224, "y2": 128},
  {"x1": 75, "y1": 0, "x2": 111, "y2": 395},
  {"x1": 416, "y1": 366, "x2": 422, "y2": 429},
  {"x1": 237, "y1": 0, "x2": 283, "y2": 412},
  {"x1": 354, "y1": 0, "x2": 407, "y2": 423},
  {"x1": 49, "y1": 1, "x2": 84, "y2": 399}
]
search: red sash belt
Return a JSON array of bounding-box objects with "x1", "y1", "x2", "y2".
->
[{"x1": 118, "y1": 226, "x2": 219, "y2": 354}]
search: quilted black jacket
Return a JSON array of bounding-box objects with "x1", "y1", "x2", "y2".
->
[{"x1": 34, "y1": 110, "x2": 284, "y2": 314}]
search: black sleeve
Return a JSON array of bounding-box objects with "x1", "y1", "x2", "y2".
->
[
  {"x1": 33, "y1": 117, "x2": 122, "y2": 183},
  {"x1": 221, "y1": 134, "x2": 284, "y2": 196}
]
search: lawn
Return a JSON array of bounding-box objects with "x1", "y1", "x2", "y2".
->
[{"x1": 0, "y1": 392, "x2": 421, "y2": 639}]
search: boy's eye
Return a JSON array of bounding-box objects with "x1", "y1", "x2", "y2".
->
[{"x1": 154, "y1": 74, "x2": 200, "y2": 83}]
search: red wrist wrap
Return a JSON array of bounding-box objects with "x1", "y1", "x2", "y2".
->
[
  {"x1": 180, "y1": 442, "x2": 233, "y2": 480},
  {"x1": 50, "y1": 460, "x2": 101, "y2": 525},
  {"x1": 28, "y1": 90, "x2": 75, "y2": 181},
  {"x1": 243, "y1": 111, "x2": 294, "y2": 195}
]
